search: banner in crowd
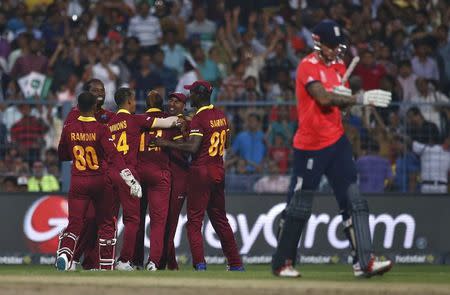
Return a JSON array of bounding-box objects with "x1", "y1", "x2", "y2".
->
[{"x1": 0, "y1": 193, "x2": 449, "y2": 265}]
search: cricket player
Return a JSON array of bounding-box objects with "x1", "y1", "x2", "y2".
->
[
  {"x1": 272, "y1": 19, "x2": 393, "y2": 278},
  {"x1": 154, "y1": 81, "x2": 243, "y2": 271},
  {"x1": 108, "y1": 87, "x2": 183, "y2": 271},
  {"x1": 135, "y1": 90, "x2": 182, "y2": 271},
  {"x1": 160, "y1": 92, "x2": 190, "y2": 270},
  {"x1": 65, "y1": 79, "x2": 114, "y2": 271},
  {"x1": 56, "y1": 91, "x2": 142, "y2": 271}
]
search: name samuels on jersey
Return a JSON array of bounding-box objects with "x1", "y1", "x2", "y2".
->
[{"x1": 70, "y1": 132, "x2": 96, "y2": 141}]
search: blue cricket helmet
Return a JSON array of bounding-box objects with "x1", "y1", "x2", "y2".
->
[{"x1": 312, "y1": 19, "x2": 346, "y2": 48}]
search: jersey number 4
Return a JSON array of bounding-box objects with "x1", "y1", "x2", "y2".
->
[
  {"x1": 73, "y1": 145, "x2": 99, "y2": 171},
  {"x1": 112, "y1": 131, "x2": 129, "y2": 155},
  {"x1": 209, "y1": 130, "x2": 226, "y2": 157}
]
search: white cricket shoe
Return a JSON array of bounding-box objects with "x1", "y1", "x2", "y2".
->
[
  {"x1": 55, "y1": 254, "x2": 69, "y2": 271},
  {"x1": 353, "y1": 257, "x2": 393, "y2": 278},
  {"x1": 145, "y1": 261, "x2": 157, "y2": 271},
  {"x1": 68, "y1": 260, "x2": 79, "y2": 271},
  {"x1": 273, "y1": 260, "x2": 301, "y2": 278},
  {"x1": 115, "y1": 261, "x2": 135, "y2": 271}
]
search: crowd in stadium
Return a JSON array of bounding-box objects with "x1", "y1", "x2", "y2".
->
[{"x1": 0, "y1": 0, "x2": 449, "y2": 194}]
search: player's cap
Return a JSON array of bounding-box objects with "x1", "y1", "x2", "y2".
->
[
  {"x1": 169, "y1": 92, "x2": 188, "y2": 104},
  {"x1": 184, "y1": 80, "x2": 213, "y2": 94},
  {"x1": 312, "y1": 19, "x2": 345, "y2": 48}
]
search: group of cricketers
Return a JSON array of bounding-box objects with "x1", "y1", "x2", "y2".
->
[{"x1": 56, "y1": 18, "x2": 395, "y2": 278}]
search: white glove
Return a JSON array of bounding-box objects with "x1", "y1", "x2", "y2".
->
[
  {"x1": 120, "y1": 168, "x2": 142, "y2": 198},
  {"x1": 332, "y1": 85, "x2": 352, "y2": 97},
  {"x1": 357, "y1": 89, "x2": 392, "y2": 107}
]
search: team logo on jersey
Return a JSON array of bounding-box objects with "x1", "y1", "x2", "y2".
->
[{"x1": 23, "y1": 196, "x2": 68, "y2": 254}]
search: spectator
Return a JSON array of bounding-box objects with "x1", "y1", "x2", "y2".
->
[
  {"x1": 15, "y1": 13, "x2": 42, "y2": 40},
  {"x1": 127, "y1": 2, "x2": 162, "y2": 51},
  {"x1": 393, "y1": 137, "x2": 420, "y2": 193},
  {"x1": 218, "y1": 61, "x2": 246, "y2": 101},
  {"x1": 186, "y1": 6, "x2": 216, "y2": 46},
  {"x1": 2, "y1": 176, "x2": 19, "y2": 192},
  {"x1": 56, "y1": 73, "x2": 78, "y2": 103},
  {"x1": 231, "y1": 113, "x2": 266, "y2": 173},
  {"x1": 406, "y1": 106, "x2": 439, "y2": 144},
  {"x1": 253, "y1": 161, "x2": 290, "y2": 194},
  {"x1": 48, "y1": 38, "x2": 79, "y2": 92},
  {"x1": 91, "y1": 46, "x2": 119, "y2": 108},
  {"x1": 354, "y1": 50, "x2": 386, "y2": 90},
  {"x1": 411, "y1": 42, "x2": 439, "y2": 82},
  {"x1": 10, "y1": 103, "x2": 48, "y2": 162},
  {"x1": 191, "y1": 45, "x2": 221, "y2": 86},
  {"x1": 390, "y1": 30, "x2": 414, "y2": 62},
  {"x1": 267, "y1": 134, "x2": 290, "y2": 175},
  {"x1": 263, "y1": 40, "x2": 295, "y2": 83},
  {"x1": 412, "y1": 127, "x2": 450, "y2": 194},
  {"x1": 131, "y1": 52, "x2": 163, "y2": 103},
  {"x1": 411, "y1": 78, "x2": 449, "y2": 132},
  {"x1": 267, "y1": 106, "x2": 295, "y2": 146},
  {"x1": 161, "y1": 29, "x2": 186, "y2": 76},
  {"x1": 237, "y1": 76, "x2": 262, "y2": 101},
  {"x1": 160, "y1": 0, "x2": 187, "y2": 43},
  {"x1": 9, "y1": 37, "x2": 48, "y2": 79},
  {"x1": 356, "y1": 140, "x2": 393, "y2": 193},
  {"x1": 175, "y1": 58, "x2": 199, "y2": 96},
  {"x1": 27, "y1": 161, "x2": 60, "y2": 192},
  {"x1": 436, "y1": 24, "x2": 450, "y2": 93},
  {"x1": 151, "y1": 48, "x2": 178, "y2": 95},
  {"x1": 397, "y1": 60, "x2": 418, "y2": 103},
  {"x1": 120, "y1": 37, "x2": 141, "y2": 74}
]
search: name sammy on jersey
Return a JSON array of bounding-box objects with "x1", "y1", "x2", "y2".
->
[
  {"x1": 109, "y1": 120, "x2": 127, "y2": 132},
  {"x1": 210, "y1": 118, "x2": 226, "y2": 128},
  {"x1": 70, "y1": 133, "x2": 96, "y2": 141}
]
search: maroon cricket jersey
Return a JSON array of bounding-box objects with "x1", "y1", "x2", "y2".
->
[
  {"x1": 189, "y1": 105, "x2": 229, "y2": 167},
  {"x1": 138, "y1": 108, "x2": 176, "y2": 170},
  {"x1": 170, "y1": 118, "x2": 190, "y2": 171},
  {"x1": 58, "y1": 116, "x2": 127, "y2": 176},
  {"x1": 107, "y1": 109, "x2": 156, "y2": 168},
  {"x1": 65, "y1": 107, "x2": 114, "y2": 125}
]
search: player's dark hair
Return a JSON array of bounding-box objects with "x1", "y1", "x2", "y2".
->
[
  {"x1": 146, "y1": 90, "x2": 163, "y2": 109},
  {"x1": 77, "y1": 91, "x2": 97, "y2": 113},
  {"x1": 115, "y1": 87, "x2": 134, "y2": 107},
  {"x1": 83, "y1": 79, "x2": 103, "y2": 92}
]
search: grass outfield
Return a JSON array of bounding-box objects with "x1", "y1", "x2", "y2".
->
[{"x1": 0, "y1": 265, "x2": 449, "y2": 295}]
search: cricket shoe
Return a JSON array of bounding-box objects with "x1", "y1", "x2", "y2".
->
[
  {"x1": 227, "y1": 265, "x2": 245, "y2": 272},
  {"x1": 145, "y1": 261, "x2": 158, "y2": 271},
  {"x1": 55, "y1": 254, "x2": 69, "y2": 271},
  {"x1": 194, "y1": 263, "x2": 207, "y2": 271},
  {"x1": 115, "y1": 261, "x2": 134, "y2": 271},
  {"x1": 273, "y1": 260, "x2": 300, "y2": 278},
  {"x1": 353, "y1": 258, "x2": 393, "y2": 278},
  {"x1": 68, "y1": 260, "x2": 79, "y2": 271}
]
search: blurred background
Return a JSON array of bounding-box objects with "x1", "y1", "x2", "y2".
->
[{"x1": 0, "y1": 0, "x2": 449, "y2": 195}]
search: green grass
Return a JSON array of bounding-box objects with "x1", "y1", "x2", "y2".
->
[{"x1": 1, "y1": 264, "x2": 450, "y2": 284}]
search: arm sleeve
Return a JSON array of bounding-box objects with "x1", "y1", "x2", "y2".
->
[
  {"x1": 153, "y1": 116, "x2": 178, "y2": 129},
  {"x1": 136, "y1": 114, "x2": 156, "y2": 131},
  {"x1": 57, "y1": 128, "x2": 71, "y2": 161},
  {"x1": 298, "y1": 61, "x2": 321, "y2": 87},
  {"x1": 189, "y1": 115, "x2": 204, "y2": 137},
  {"x1": 100, "y1": 126, "x2": 127, "y2": 171}
]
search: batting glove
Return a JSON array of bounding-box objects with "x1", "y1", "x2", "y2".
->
[
  {"x1": 332, "y1": 85, "x2": 352, "y2": 97},
  {"x1": 120, "y1": 168, "x2": 142, "y2": 198},
  {"x1": 357, "y1": 89, "x2": 392, "y2": 107}
]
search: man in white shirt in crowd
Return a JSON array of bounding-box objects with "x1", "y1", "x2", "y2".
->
[
  {"x1": 128, "y1": 1, "x2": 162, "y2": 52},
  {"x1": 412, "y1": 125, "x2": 450, "y2": 194},
  {"x1": 397, "y1": 60, "x2": 418, "y2": 103},
  {"x1": 411, "y1": 77, "x2": 449, "y2": 132},
  {"x1": 186, "y1": 6, "x2": 216, "y2": 46},
  {"x1": 254, "y1": 161, "x2": 290, "y2": 194},
  {"x1": 411, "y1": 42, "x2": 439, "y2": 82}
]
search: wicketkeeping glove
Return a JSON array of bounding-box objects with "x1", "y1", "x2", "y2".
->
[
  {"x1": 332, "y1": 85, "x2": 352, "y2": 97},
  {"x1": 357, "y1": 89, "x2": 392, "y2": 107},
  {"x1": 120, "y1": 168, "x2": 142, "y2": 198}
]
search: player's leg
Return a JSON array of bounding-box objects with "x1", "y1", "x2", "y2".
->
[
  {"x1": 325, "y1": 136, "x2": 392, "y2": 277},
  {"x1": 206, "y1": 171, "x2": 243, "y2": 270},
  {"x1": 72, "y1": 202, "x2": 97, "y2": 270},
  {"x1": 146, "y1": 170, "x2": 171, "y2": 270},
  {"x1": 132, "y1": 187, "x2": 148, "y2": 269},
  {"x1": 186, "y1": 166, "x2": 210, "y2": 270},
  {"x1": 116, "y1": 175, "x2": 141, "y2": 270},
  {"x1": 56, "y1": 176, "x2": 91, "y2": 271},
  {"x1": 92, "y1": 175, "x2": 117, "y2": 271},
  {"x1": 272, "y1": 148, "x2": 328, "y2": 276},
  {"x1": 162, "y1": 170, "x2": 187, "y2": 270}
]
